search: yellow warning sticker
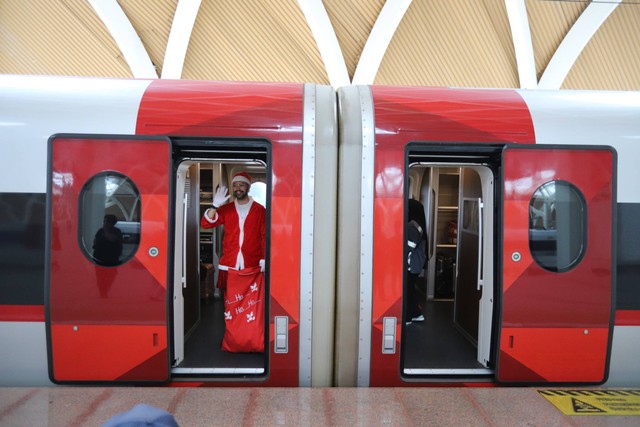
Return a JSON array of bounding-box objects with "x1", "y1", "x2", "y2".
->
[{"x1": 539, "y1": 390, "x2": 640, "y2": 415}]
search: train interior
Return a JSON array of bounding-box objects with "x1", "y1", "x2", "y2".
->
[
  {"x1": 166, "y1": 142, "x2": 503, "y2": 382},
  {"x1": 402, "y1": 149, "x2": 500, "y2": 379},
  {"x1": 170, "y1": 145, "x2": 269, "y2": 379}
]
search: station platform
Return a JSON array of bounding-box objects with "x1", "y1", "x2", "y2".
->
[{"x1": 1, "y1": 386, "x2": 639, "y2": 426}]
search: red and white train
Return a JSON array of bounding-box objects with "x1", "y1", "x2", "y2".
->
[{"x1": 0, "y1": 75, "x2": 638, "y2": 387}]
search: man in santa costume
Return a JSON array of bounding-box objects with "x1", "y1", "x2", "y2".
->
[{"x1": 201, "y1": 171, "x2": 266, "y2": 288}]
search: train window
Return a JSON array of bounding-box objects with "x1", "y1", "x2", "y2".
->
[
  {"x1": 529, "y1": 180, "x2": 586, "y2": 272},
  {"x1": 78, "y1": 172, "x2": 141, "y2": 267}
]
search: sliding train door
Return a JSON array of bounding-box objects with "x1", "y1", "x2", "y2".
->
[
  {"x1": 498, "y1": 145, "x2": 615, "y2": 383},
  {"x1": 46, "y1": 135, "x2": 171, "y2": 383}
]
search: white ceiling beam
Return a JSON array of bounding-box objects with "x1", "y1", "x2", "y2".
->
[
  {"x1": 538, "y1": 0, "x2": 621, "y2": 90},
  {"x1": 352, "y1": 0, "x2": 412, "y2": 85},
  {"x1": 505, "y1": 0, "x2": 537, "y2": 89},
  {"x1": 298, "y1": 0, "x2": 350, "y2": 89},
  {"x1": 89, "y1": 0, "x2": 157, "y2": 78},
  {"x1": 162, "y1": 0, "x2": 202, "y2": 79}
]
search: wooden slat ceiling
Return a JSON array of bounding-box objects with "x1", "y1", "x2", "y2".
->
[
  {"x1": 183, "y1": 0, "x2": 327, "y2": 82},
  {"x1": 374, "y1": 0, "x2": 519, "y2": 87},
  {"x1": 1, "y1": 0, "x2": 639, "y2": 90}
]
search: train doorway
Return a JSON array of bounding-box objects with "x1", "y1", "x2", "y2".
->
[
  {"x1": 399, "y1": 144, "x2": 615, "y2": 384},
  {"x1": 402, "y1": 152, "x2": 498, "y2": 378},
  {"x1": 170, "y1": 141, "x2": 270, "y2": 379}
]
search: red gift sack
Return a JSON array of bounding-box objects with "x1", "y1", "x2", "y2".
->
[{"x1": 221, "y1": 267, "x2": 265, "y2": 352}]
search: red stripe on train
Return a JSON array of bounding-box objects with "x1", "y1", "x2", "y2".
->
[
  {"x1": 0, "y1": 305, "x2": 45, "y2": 322},
  {"x1": 615, "y1": 310, "x2": 640, "y2": 326},
  {"x1": 2, "y1": 307, "x2": 637, "y2": 328}
]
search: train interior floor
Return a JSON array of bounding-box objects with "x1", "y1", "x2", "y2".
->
[
  {"x1": 180, "y1": 292, "x2": 482, "y2": 373},
  {"x1": 177, "y1": 295, "x2": 263, "y2": 371},
  {"x1": 178, "y1": 294, "x2": 484, "y2": 374},
  {"x1": 404, "y1": 299, "x2": 484, "y2": 370}
]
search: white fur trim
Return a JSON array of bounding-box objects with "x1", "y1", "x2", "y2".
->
[
  {"x1": 203, "y1": 208, "x2": 218, "y2": 223},
  {"x1": 232, "y1": 175, "x2": 251, "y2": 185}
]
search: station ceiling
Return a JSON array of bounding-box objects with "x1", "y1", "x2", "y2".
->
[{"x1": 1, "y1": 0, "x2": 639, "y2": 90}]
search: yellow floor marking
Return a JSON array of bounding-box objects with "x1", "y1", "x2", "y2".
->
[{"x1": 539, "y1": 389, "x2": 640, "y2": 416}]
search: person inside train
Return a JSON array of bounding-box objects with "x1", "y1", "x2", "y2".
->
[
  {"x1": 405, "y1": 198, "x2": 427, "y2": 325},
  {"x1": 201, "y1": 171, "x2": 267, "y2": 352},
  {"x1": 201, "y1": 171, "x2": 266, "y2": 283}
]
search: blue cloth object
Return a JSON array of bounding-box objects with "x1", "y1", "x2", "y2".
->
[{"x1": 102, "y1": 404, "x2": 179, "y2": 427}]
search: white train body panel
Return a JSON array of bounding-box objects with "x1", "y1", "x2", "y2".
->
[
  {"x1": 518, "y1": 90, "x2": 640, "y2": 203},
  {"x1": 0, "y1": 76, "x2": 151, "y2": 193}
]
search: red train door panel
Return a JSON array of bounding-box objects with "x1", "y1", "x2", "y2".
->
[
  {"x1": 47, "y1": 135, "x2": 171, "y2": 383},
  {"x1": 498, "y1": 145, "x2": 615, "y2": 383}
]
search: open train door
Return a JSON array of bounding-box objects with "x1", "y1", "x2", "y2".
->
[
  {"x1": 498, "y1": 145, "x2": 616, "y2": 384},
  {"x1": 46, "y1": 135, "x2": 172, "y2": 383}
]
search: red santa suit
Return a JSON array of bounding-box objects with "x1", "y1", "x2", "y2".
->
[
  {"x1": 202, "y1": 193, "x2": 266, "y2": 353},
  {"x1": 200, "y1": 198, "x2": 266, "y2": 272}
]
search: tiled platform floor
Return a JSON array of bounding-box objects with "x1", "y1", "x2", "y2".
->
[{"x1": 1, "y1": 387, "x2": 638, "y2": 426}]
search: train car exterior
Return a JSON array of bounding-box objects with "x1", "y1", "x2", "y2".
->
[
  {"x1": 0, "y1": 75, "x2": 337, "y2": 386},
  {"x1": 1, "y1": 75, "x2": 639, "y2": 388},
  {"x1": 335, "y1": 85, "x2": 640, "y2": 387}
]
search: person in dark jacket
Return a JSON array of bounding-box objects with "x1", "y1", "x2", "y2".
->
[{"x1": 406, "y1": 198, "x2": 427, "y2": 324}]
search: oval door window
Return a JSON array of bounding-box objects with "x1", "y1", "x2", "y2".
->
[
  {"x1": 529, "y1": 180, "x2": 587, "y2": 272},
  {"x1": 78, "y1": 172, "x2": 141, "y2": 266}
]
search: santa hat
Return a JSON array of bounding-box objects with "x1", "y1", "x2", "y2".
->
[{"x1": 232, "y1": 171, "x2": 252, "y2": 185}]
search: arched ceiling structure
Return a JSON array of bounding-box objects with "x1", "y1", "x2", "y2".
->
[{"x1": 1, "y1": 0, "x2": 639, "y2": 90}]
